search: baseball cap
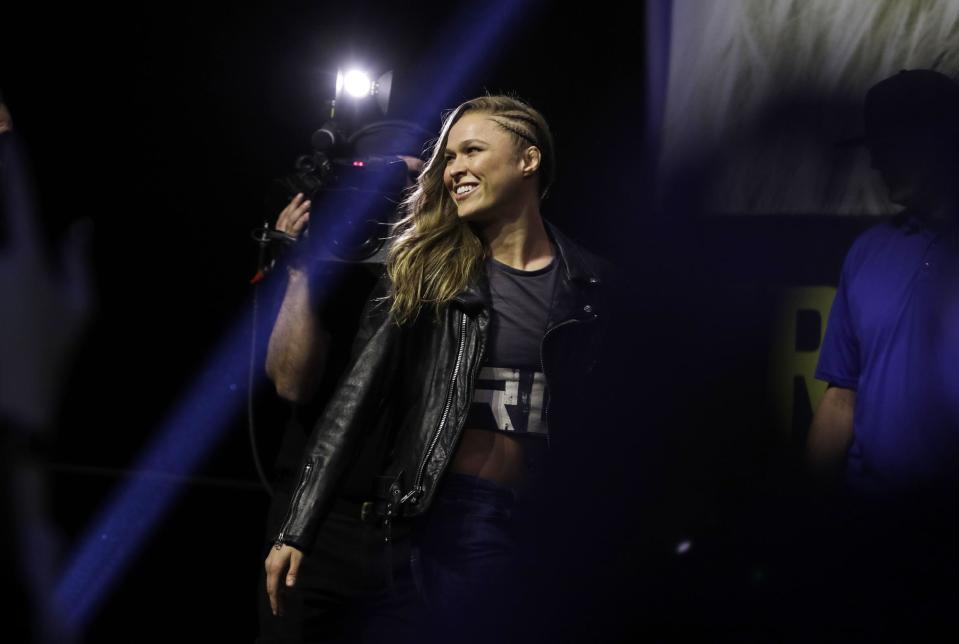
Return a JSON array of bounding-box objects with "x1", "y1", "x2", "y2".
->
[{"x1": 840, "y1": 69, "x2": 959, "y2": 147}]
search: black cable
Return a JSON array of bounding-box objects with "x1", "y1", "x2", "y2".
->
[{"x1": 248, "y1": 272, "x2": 275, "y2": 498}]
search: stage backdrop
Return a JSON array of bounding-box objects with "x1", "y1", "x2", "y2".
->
[{"x1": 651, "y1": 0, "x2": 959, "y2": 215}]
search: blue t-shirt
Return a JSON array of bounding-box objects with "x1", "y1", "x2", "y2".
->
[{"x1": 816, "y1": 214, "x2": 959, "y2": 493}]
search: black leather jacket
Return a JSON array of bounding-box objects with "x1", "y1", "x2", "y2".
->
[{"x1": 274, "y1": 219, "x2": 615, "y2": 552}]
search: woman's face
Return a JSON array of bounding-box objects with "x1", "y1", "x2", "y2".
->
[{"x1": 442, "y1": 111, "x2": 530, "y2": 222}]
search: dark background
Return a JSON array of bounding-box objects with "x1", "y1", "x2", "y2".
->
[{"x1": 1, "y1": 1, "x2": 881, "y2": 641}]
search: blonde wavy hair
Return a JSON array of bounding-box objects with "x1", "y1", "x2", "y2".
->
[{"x1": 384, "y1": 95, "x2": 555, "y2": 325}]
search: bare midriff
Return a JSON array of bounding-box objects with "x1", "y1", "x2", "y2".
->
[{"x1": 450, "y1": 428, "x2": 530, "y2": 489}]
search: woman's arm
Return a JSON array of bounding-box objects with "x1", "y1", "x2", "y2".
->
[{"x1": 270, "y1": 270, "x2": 401, "y2": 551}]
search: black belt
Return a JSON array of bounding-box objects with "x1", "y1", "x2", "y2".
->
[
  {"x1": 331, "y1": 496, "x2": 388, "y2": 523},
  {"x1": 331, "y1": 473, "x2": 404, "y2": 523}
]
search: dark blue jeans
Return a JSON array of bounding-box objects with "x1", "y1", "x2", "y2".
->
[
  {"x1": 408, "y1": 472, "x2": 528, "y2": 642},
  {"x1": 256, "y1": 492, "x2": 421, "y2": 644},
  {"x1": 258, "y1": 473, "x2": 538, "y2": 643}
]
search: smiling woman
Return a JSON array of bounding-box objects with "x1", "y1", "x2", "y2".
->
[
  {"x1": 443, "y1": 113, "x2": 543, "y2": 222},
  {"x1": 387, "y1": 95, "x2": 557, "y2": 325},
  {"x1": 265, "y1": 94, "x2": 614, "y2": 642}
]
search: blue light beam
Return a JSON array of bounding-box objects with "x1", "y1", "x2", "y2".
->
[{"x1": 54, "y1": 0, "x2": 538, "y2": 631}]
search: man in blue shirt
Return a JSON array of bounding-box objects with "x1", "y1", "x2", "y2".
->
[
  {"x1": 802, "y1": 68, "x2": 959, "y2": 635},
  {"x1": 808, "y1": 69, "x2": 959, "y2": 495}
]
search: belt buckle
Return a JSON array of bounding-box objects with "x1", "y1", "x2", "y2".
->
[{"x1": 360, "y1": 500, "x2": 374, "y2": 522}]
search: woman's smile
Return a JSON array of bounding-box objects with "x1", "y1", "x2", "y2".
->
[{"x1": 453, "y1": 183, "x2": 479, "y2": 201}]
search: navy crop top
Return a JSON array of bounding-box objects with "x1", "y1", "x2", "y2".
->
[{"x1": 462, "y1": 253, "x2": 558, "y2": 438}]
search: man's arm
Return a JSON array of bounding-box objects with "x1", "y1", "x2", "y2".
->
[
  {"x1": 265, "y1": 266, "x2": 330, "y2": 402},
  {"x1": 806, "y1": 385, "x2": 856, "y2": 484},
  {"x1": 263, "y1": 193, "x2": 328, "y2": 403}
]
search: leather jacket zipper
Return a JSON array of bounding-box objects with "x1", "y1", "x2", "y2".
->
[
  {"x1": 274, "y1": 459, "x2": 314, "y2": 547},
  {"x1": 401, "y1": 310, "x2": 468, "y2": 506}
]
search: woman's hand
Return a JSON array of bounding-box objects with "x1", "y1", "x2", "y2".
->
[{"x1": 264, "y1": 543, "x2": 304, "y2": 617}]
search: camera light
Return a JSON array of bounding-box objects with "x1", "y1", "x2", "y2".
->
[
  {"x1": 342, "y1": 69, "x2": 373, "y2": 98},
  {"x1": 334, "y1": 67, "x2": 393, "y2": 115}
]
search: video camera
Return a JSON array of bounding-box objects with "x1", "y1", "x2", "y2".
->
[{"x1": 256, "y1": 69, "x2": 429, "y2": 266}]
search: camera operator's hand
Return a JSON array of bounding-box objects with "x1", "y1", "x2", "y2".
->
[
  {"x1": 276, "y1": 193, "x2": 311, "y2": 239},
  {"x1": 275, "y1": 193, "x2": 311, "y2": 274}
]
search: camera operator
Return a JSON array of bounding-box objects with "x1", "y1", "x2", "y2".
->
[{"x1": 256, "y1": 120, "x2": 428, "y2": 644}]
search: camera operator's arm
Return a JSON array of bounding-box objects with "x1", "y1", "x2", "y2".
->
[{"x1": 265, "y1": 193, "x2": 329, "y2": 403}]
